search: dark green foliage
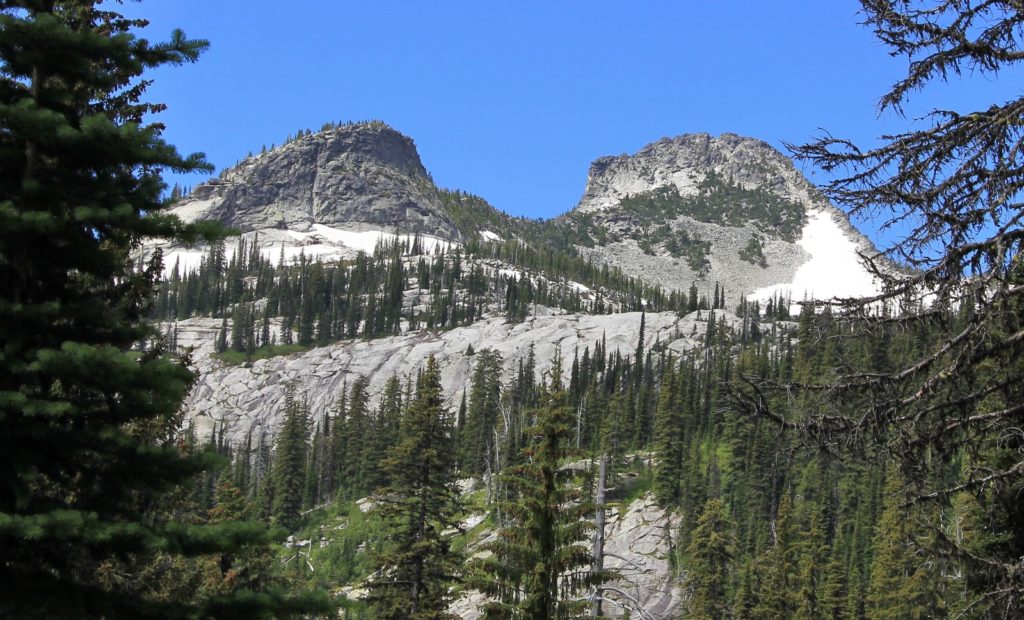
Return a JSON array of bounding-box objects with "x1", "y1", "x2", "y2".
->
[
  {"x1": 154, "y1": 225, "x2": 683, "y2": 341},
  {"x1": 472, "y1": 359, "x2": 601, "y2": 619},
  {"x1": 270, "y1": 388, "x2": 310, "y2": 532},
  {"x1": 0, "y1": 5, "x2": 331, "y2": 617},
  {"x1": 865, "y1": 471, "x2": 940, "y2": 619},
  {"x1": 366, "y1": 357, "x2": 463, "y2": 619},
  {"x1": 739, "y1": 235, "x2": 768, "y2": 267},
  {"x1": 786, "y1": 2, "x2": 1024, "y2": 612},
  {"x1": 653, "y1": 360, "x2": 684, "y2": 505},
  {"x1": 684, "y1": 498, "x2": 737, "y2": 619},
  {"x1": 617, "y1": 172, "x2": 805, "y2": 241},
  {"x1": 460, "y1": 349, "x2": 504, "y2": 476}
]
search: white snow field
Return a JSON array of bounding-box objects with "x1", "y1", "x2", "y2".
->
[
  {"x1": 750, "y1": 208, "x2": 880, "y2": 307},
  {"x1": 154, "y1": 224, "x2": 458, "y2": 276}
]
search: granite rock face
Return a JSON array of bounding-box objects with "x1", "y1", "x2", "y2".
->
[
  {"x1": 567, "y1": 133, "x2": 880, "y2": 305},
  {"x1": 172, "y1": 309, "x2": 740, "y2": 447},
  {"x1": 170, "y1": 122, "x2": 462, "y2": 240},
  {"x1": 575, "y1": 133, "x2": 822, "y2": 215}
]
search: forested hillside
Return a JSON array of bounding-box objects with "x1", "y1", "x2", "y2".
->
[
  {"x1": 3, "y1": 1, "x2": 1021, "y2": 619},
  {"x1": 169, "y1": 296, "x2": 996, "y2": 618}
]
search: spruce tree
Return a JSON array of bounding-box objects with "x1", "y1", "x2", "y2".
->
[
  {"x1": 366, "y1": 357, "x2": 463, "y2": 619},
  {"x1": 0, "y1": 3, "x2": 329, "y2": 617},
  {"x1": 473, "y1": 357, "x2": 601, "y2": 619}
]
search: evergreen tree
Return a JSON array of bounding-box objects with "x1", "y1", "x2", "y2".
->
[
  {"x1": 270, "y1": 388, "x2": 310, "y2": 531},
  {"x1": 751, "y1": 492, "x2": 799, "y2": 619},
  {"x1": 0, "y1": 3, "x2": 330, "y2": 617},
  {"x1": 684, "y1": 498, "x2": 737, "y2": 619},
  {"x1": 473, "y1": 357, "x2": 601, "y2": 619},
  {"x1": 653, "y1": 360, "x2": 684, "y2": 505},
  {"x1": 463, "y1": 349, "x2": 504, "y2": 476},
  {"x1": 365, "y1": 375, "x2": 403, "y2": 493},
  {"x1": 865, "y1": 470, "x2": 939, "y2": 619},
  {"x1": 366, "y1": 357, "x2": 463, "y2": 619}
]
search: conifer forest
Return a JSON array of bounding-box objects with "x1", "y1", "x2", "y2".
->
[{"x1": 1, "y1": 1, "x2": 1022, "y2": 619}]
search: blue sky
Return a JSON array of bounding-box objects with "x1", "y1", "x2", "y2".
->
[{"x1": 124, "y1": 1, "x2": 1014, "y2": 234}]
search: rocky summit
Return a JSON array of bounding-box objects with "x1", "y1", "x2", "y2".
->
[
  {"x1": 566, "y1": 133, "x2": 882, "y2": 305},
  {"x1": 170, "y1": 121, "x2": 461, "y2": 240},
  {"x1": 575, "y1": 133, "x2": 814, "y2": 214}
]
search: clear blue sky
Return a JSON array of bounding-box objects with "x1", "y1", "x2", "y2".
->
[{"x1": 123, "y1": 1, "x2": 1013, "y2": 232}]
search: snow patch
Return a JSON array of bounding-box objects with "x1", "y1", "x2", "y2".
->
[
  {"x1": 749, "y1": 208, "x2": 880, "y2": 306},
  {"x1": 150, "y1": 224, "x2": 459, "y2": 276},
  {"x1": 480, "y1": 230, "x2": 502, "y2": 242}
]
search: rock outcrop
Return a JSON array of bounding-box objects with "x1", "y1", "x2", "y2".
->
[
  {"x1": 565, "y1": 133, "x2": 881, "y2": 305},
  {"x1": 170, "y1": 122, "x2": 462, "y2": 240},
  {"x1": 575, "y1": 133, "x2": 822, "y2": 215},
  {"x1": 172, "y1": 310, "x2": 740, "y2": 446}
]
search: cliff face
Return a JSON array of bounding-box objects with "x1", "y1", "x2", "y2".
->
[
  {"x1": 565, "y1": 133, "x2": 881, "y2": 305},
  {"x1": 575, "y1": 133, "x2": 824, "y2": 215},
  {"x1": 172, "y1": 309, "x2": 740, "y2": 446},
  {"x1": 171, "y1": 122, "x2": 462, "y2": 240}
]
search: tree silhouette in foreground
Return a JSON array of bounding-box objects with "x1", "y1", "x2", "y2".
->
[{"x1": 734, "y1": 1, "x2": 1024, "y2": 615}]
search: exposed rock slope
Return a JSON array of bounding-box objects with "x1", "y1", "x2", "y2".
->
[
  {"x1": 566, "y1": 133, "x2": 881, "y2": 304},
  {"x1": 171, "y1": 122, "x2": 461, "y2": 240},
  {"x1": 173, "y1": 310, "x2": 739, "y2": 446},
  {"x1": 577, "y1": 133, "x2": 816, "y2": 215}
]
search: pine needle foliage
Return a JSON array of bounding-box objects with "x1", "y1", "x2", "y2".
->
[
  {"x1": 366, "y1": 356, "x2": 464, "y2": 619},
  {"x1": 0, "y1": 3, "x2": 330, "y2": 617}
]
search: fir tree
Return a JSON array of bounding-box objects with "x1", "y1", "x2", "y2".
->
[
  {"x1": 0, "y1": 3, "x2": 330, "y2": 617},
  {"x1": 366, "y1": 357, "x2": 463, "y2": 619},
  {"x1": 473, "y1": 356, "x2": 601, "y2": 619},
  {"x1": 270, "y1": 388, "x2": 310, "y2": 531},
  {"x1": 653, "y1": 359, "x2": 684, "y2": 506}
]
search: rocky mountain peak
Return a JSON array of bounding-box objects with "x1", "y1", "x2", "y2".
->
[
  {"x1": 170, "y1": 122, "x2": 462, "y2": 240},
  {"x1": 575, "y1": 132, "x2": 826, "y2": 215},
  {"x1": 564, "y1": 132, "x2": 882, "y2": 307}
]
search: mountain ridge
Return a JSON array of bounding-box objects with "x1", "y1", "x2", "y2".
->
[{"x1": 161, "y1": 121, "x2": 883, "y2": 306}]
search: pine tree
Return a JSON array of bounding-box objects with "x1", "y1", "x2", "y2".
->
[
  {"x1": 0, "y1": 4, "x2": 328, "y2": 618},
  {"x1": 270, "y1": 388, "x2": 310, "y2": 532},
  {"x1": 366, "y1": 357, "x2": 463, "y2": 619},
  {"x1": 684, "y1": 498, "x2": 737, "y2": 619},
  {"x1": 473, "y1": 357, "x2": 601, "y2": 619}
]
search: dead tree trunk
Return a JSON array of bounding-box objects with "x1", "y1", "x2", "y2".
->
[{"x1": 591, "y1": 454, "x2": 608, "y2": 618}]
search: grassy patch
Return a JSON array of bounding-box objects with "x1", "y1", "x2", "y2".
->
[{"x1": 215, "y1": 343, "x2": 311, "y2": 366}]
